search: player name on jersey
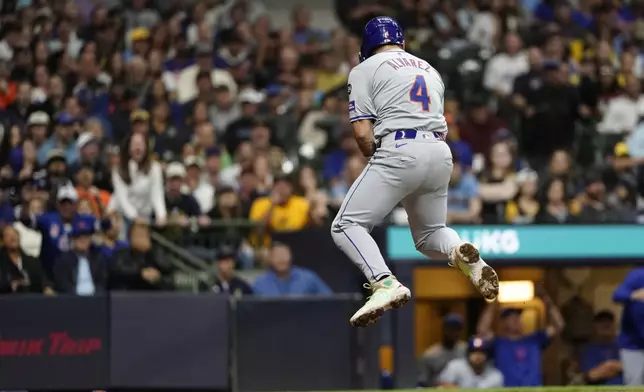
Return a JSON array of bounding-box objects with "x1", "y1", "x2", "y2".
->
[{"x1": 385, "y1": 57, "x2": 431, "y2": 72}]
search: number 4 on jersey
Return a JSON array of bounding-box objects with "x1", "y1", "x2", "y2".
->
[{"x1": 409, "y1": 75, "x2": 430, "y2": 111}]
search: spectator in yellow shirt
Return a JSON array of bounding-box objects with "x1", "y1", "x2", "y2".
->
[{"x1": 249, "y1": 174, "x2": 310, "y2": 246}]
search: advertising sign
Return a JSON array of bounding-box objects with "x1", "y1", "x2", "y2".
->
[
  {"x1": 387, "y1": 225, "x2": 644, "y2": 261},
  {"x1": 0, "y1": 295, "x2": 109, "y2": 390}
]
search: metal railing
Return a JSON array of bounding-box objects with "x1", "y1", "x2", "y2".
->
[
  {"x1": 170, "y1": 219, "x2": 260, "y2": 250},
  {"x1": 150, "y1": 230, "x2": 216, "y2": 292}
]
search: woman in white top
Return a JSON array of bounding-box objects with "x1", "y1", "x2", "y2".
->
[
  {"x1": 110, "y1": 132, "x2": 167, "y2": 226},
  {"x1": 13, "y1": 198, "x2": 44, "y2": 258}
]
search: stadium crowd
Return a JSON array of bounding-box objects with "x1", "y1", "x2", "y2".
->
[
  {"x1": 0, "y1": 0, "x2": 643, "y2": 389},
  {"x1": 0, "y1": 0, "x2": 641, "y2": 277}
]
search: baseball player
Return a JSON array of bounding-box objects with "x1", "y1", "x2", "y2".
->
[{"x1": 331, "y1": 16, "x2": 499, "y2": 327}]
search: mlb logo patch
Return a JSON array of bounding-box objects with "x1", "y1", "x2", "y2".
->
[{"x1": 349, "y1": 100, "x2": 356, "y2": 112}]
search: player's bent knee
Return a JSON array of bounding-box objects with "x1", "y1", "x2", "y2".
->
[{"x1": 330, "y1": 225, "x2": 345, "y2": 247}]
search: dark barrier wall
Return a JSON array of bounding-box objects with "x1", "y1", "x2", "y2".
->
[
  {"x1": 235, "y1": 296, "x2": 368, "y2": 391},
  {"x1": 110, "y1": 293, "x2": 230, "y2": 389},
  {"x1": 274, "y1": 226, "x2": 387, "y2": 294},
  {"x1": 0, "y1": 295, "x2": 109, "y2": 390},
  {"x1": 0, "y1": 293, "x2": 379, "y2": 391}
]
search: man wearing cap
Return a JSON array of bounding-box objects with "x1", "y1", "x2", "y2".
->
[
  {"x1": 224, "y1": 88, "x2": 264, "y2": 154},
  {"x1": 438, "y1": 336, "x2": 503, "y2": 389},
  {"x1": 418, "y1": 313, "x2": 468, "y2": 387},
  {"x1": 613, "y1": 267, "x2": 644, "y2": 385},
  {"x1": 52, "y1": 220, "x2": 107, "y2": 296},
  {"x1": 72, "y1": 131, "x2": 111, "y2": 191},
  {"x1": 203, "y1": 246, "x2": 252, "y2": 297},
  {"x1": 164, "y1": 162, "x2": 209, "y2": 227},
  {"x1": 212, "y1": 84, "x2": 241, "y2": 133},
  {"x1": 477, "y1": 289, "x2": 565, "y2": 387},
  {"x1": 176, "y1": 41, "x2": 237, "y2": 104},
  {"x1": 26, "y1": 111, "x2": 50, "y2": 150},
  {"x1": 37, "y1": 112, "x2": 79, "y2": 165},
  {"x1": 130, "y1": 109, "x2": 150, "y2": 134},
  {"x1": 20, "y1": 186, "x2": 98, "y2": 277},
  {"x1": 149, "y1": 106, "x2": 185, "y2": 163},
  {"x1": 578, "y1": 310, "x2": 623, "y2": 385},
  {"x1": 31, "y1": 149, "x2": 74, "y2": 210},
  {"x1": 184, "y1": 155, "x2": 214, "y2": 214},
  {"x1": 97, "y1": 213, "x2": 129, "y2": 260},
  {"x1": 75, "y1": 164, "x2": 111, "y2": 217},
  {"x1": 124, "y1": 27, "x2": 150, "y2": 62}
]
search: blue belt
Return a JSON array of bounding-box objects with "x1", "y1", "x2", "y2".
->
[
  {"x1": 392, "y1": 130, "x2": 445, "y2": 141},
  {"x1": 394, "y1": 129, "x2": 418, "y2": 140}
]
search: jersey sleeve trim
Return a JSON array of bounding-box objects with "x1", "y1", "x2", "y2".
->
[{"x1": 349, "y1": 114, "x2": 377, "y2": 122}]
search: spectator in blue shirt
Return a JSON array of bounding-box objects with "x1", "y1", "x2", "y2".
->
[
  {"x1": 447, "y1": 154, "x2": 482, "y2": 224},
  {"x1": 579, "y1": 310, "x2": 623, "y2": 385},
  {"x1": 323, "y1": 131, "x2": 361, "y2": 185},
  {"x1": 21, "y1": 186, "x2": 97, "y2": 276},
  {"x1": 477, "y1": 288, "x2": 565, "y2": 387},
  {"x1": 98, "y1": 214, "x2": 128, "y2": 260},
  {"x1": 203, "y1": 246, "x2": 253, "y2": 297},
  {"x1": 253, "y1": 242, "x2": 332, "y2": 297},
  {"x1": 613, "y1": 267, "x2": 644, "y2": 385},
  {"x1": 438, "y1": 336, "x2": 504, "y2": 389},
  {"x1": 52, "y1": 223, "x2": 108, "y2": 296},
  {"x1": 36, "y1": 112, "x2": 80, "y2": 165}
]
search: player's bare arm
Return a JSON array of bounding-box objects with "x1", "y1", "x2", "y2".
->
[
  {"x1": 537, "y1": 287, "x2": 565, "y2": 337},
  {"x1": 476, "y1": 300, "x2": 498, "y2": 339},
  {"x1": 352, "y1": 119, "x2": 376, "y2": 157}
]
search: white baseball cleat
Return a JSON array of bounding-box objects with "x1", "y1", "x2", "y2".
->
[
  {"x1": 350, "y1": 276, "x2": 411, "y2": 327},
  {"x1": 450, "y1": 242, "x2": 499, "y2": 302}
]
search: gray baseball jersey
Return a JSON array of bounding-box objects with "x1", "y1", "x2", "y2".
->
[
  {"x1": 332, "y1": 48, "x2": 464, "y2": 283},
  {"x1": 438, "y1": 358, "x2": 504, "y2": 389},
  {"x1": 348, "y1": 48, "x2": 447, "y2": 139}
]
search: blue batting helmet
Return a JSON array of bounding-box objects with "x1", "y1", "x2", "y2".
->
[{"x1": 359, "y1": 16, "x2": 404, "y2": 63}]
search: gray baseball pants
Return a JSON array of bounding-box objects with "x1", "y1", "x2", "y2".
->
[
  {"x1": 621, "y1": 348, "x2": 644, "y2": 385},
  {"x1": 331, "y1": 133, "x2": 462, "y2": 282}
]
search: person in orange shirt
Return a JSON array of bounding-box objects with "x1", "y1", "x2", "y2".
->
[
  {"x1": 249, "y1": 174, "x2": 310, "y2": 246},
  {"x1": 0, "y1": 61, "x2": 16, "y2": 110},
  {"x1": 75, "y1": 165, "x2": 111, "y2": 217}
]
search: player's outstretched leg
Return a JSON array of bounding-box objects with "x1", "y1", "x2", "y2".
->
[
  {"x1": 450, "y1": 242, "x2": 499, "y2": 301},
  {"x1": 332, "y1": 223, "x2": 412, "y2": 327},
  {"x1": 415, "y1": 226, "x2": 499, "y2": 301},
  {"x1": 349, "y1": 276, "x2": 411, "y2": 327}
]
